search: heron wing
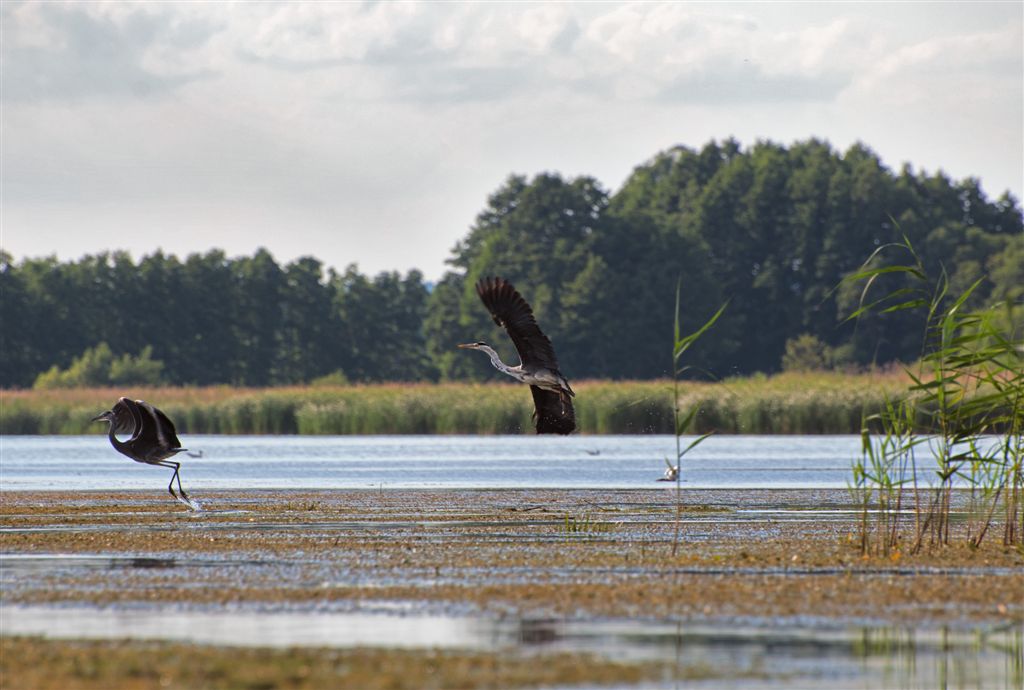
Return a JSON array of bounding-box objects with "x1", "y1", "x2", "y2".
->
[
  {"x1": 136, "y1": 400, "x2": 183, "y2": 450},
  {"x1": 110, "y1": 397, "x2": 139, "y2": 436},
  {"x1": 530, "y1": 386, "x2": 576, "y2": 435},
  {"x1": 115, "y1": 398, "x2": 145, "y2": 442},
  {"x1": 476, "y1": 276, "x2": 560, "y2": 371}
]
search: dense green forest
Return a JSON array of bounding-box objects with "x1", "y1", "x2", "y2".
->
[{"x1": 2, "y1": 138, "x2": 1020, "y2": 389}]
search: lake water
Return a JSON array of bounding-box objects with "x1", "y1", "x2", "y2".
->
[
  {"x1": 2, "y1": 602, "x2": 1020, "y2": 690},
  {"x1": 0, "y1": 434, "x2": 899, "y2": 491},
  {"x1": 3, "y1": 434, "x2": 1020, "y2": 689}
]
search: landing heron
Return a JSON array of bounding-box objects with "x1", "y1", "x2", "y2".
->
[{"x1": 93, "y1": 397, "x2": 195, "y2": 508}]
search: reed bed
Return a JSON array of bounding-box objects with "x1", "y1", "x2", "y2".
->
[
  {"x1": 1, "y1": 372, "x2": 909, "y2": 435},
  {"x1": 845, "y1": 235, "x2": 1023, "y2": 552}
]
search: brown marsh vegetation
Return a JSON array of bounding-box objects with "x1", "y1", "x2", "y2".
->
[{"x1": 1, "y1": 371, "x2": 909, "y2": 435}]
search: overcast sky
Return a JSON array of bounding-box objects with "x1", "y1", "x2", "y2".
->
[{"x1": 3, "y1": 1, "x2": 1021, "y2": 279}]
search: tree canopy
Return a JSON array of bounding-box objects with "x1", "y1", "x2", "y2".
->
[{"x1": 2, "y1": 138, "x2": 1019, "y2": 388}]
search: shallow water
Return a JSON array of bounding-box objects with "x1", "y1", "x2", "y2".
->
[
  {"x1": 0, "y1": 434, "x2": 913, "y2": 490},
  {"x1": 3, "y1": 436, "x2": 1017, "y2": 690},
  {"x1": 2, "y1": 603, "x2": 1020, "y2": 689}
]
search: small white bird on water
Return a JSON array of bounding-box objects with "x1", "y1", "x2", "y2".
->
[{"x1": 657, "y1": 458, "x2": 679, "y2": 482}]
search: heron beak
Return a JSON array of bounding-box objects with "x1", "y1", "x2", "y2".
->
[
  {"x1": 457, "y1": 343, "x2": 476, "y2": 349},
  {"x1": 92, "y1": 411, "x2": 113, "y2": 423}
]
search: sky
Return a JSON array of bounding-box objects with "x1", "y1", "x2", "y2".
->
[{"x1": 3, "y1": 1, "x2": 1022, "y2": 280}]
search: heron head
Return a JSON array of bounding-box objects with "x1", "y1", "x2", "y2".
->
[
  {"x1": 457, "y1": 341, "x2": 489, "y2": 350},
  {"x1": 94, "y1": 398, "x2": 134, "y2": 428},
  {"x1": 92, "y1": 410, "x2": 114, "y2": 424}
]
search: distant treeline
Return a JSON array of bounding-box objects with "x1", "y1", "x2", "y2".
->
[
  {"x1": 0, "y1": 373, "x2": 908, "y2": 436},
  {"x1": 2, "y1": 137, "x2": 1020, "y2": 389}
]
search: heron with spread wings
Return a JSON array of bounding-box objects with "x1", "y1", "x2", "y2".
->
[
  {"x1": 93, "y1": 397, "x2": 196, "y2": 508},
  {"x1": 459, "y1": 276, "x2": 576, "y2": 434}
]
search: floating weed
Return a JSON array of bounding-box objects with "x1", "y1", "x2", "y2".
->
[{"x1": 562, "y1": 513, "x2": 617, "y2": 536}]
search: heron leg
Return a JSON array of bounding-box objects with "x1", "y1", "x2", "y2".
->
[
  {"x1": 155, "y1": 460, "x2": 188, "y2": 501},
  {"x1": 170, "y1": 464, "x2": 189, "y2": 501}
]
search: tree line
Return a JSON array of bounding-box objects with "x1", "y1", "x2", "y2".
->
[{"x1": 2, "y1": 137, "x2": 1020, "y2": 389}]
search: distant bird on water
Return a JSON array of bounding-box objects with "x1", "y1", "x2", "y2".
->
[
  {"x1": 459, "y1": 276, "x2": 575, "y2": 434},
  {"x1": 657, "y1": 458, "x2": 679, "y2": 482},
  {"x1": 93, "y1": 397, "x2": 196, "y2": 508}
]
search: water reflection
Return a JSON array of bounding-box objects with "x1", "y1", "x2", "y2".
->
[
  {"x1": 1, "y1": 604, "x2": 1019, "y2": 689},
  {"x1": 853, "y1": 625, "x2": 1024, "y2": 690}
]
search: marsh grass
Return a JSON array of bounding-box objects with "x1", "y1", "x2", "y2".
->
[
  {"x1": 1, "y1": 374, "x2": 911, "y2": 436},
  {"x1": 851, "y1": 396, "x2": 922, "y2": 555},
  {"x1": 847, "y1": 236, "x2": 1023, "y2": 553},
  {"x1": 562, "y1": 512, "x2": 617, "y2": 535}
]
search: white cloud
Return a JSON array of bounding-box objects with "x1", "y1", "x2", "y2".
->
[
  {"x1": 516, "y1": 5, "x2": 577, "y2": 54},
  {"x1": 577, "y1": 5, "x2": 863, "y2": 104},
  {"x1": 1, "y1": 1, "x2": 219, "y2": 101},
  {"x1": 241, "y1": 2, "x2": 428, "y2": 64},
  {"x1": 853, "y1": 24, "x2": 1022, "y2": 101},
  {"x1": 2, "y1": 1, "x2": 1020, "y2": 278},
  {"x1": 0, "y1": 1, "x2": 911, "y2": 106}
]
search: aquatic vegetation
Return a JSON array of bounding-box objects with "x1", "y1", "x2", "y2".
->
[
  {"x1": 0, "y1": 637, "x2": 667, "y2": 690},
  {"x1": 851, "y1": 395, "x2": 920, "y2": 556},
  {"x1": 1, "y1": 374, "x2": 910, "y2": 435},
  {"x1": 3, "y1": 488, "x2": 1022, "y2": 690},
  {"x1": 562, "y1": 512, "x2": 617, "y2": 535},
  {"x1": 669, "y1": 283, "x2": 727, "y2": 554},
  {"x1": 847, "y1": 235, "x2": 1024, "y2": 552}
]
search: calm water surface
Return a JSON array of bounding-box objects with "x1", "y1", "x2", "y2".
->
[
  {"x1": 2, "y1": 603, "x2": 1020, "y2": 690},
  {"x1": 2, "y1": 435, "x2": 1019, "y2": 689},
  {"x1": 0, "y1": 434, "x2": 892, "y2": 491}
]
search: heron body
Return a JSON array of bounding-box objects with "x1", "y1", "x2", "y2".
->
[
  {"x1": 466, "y1": 343, "x2": 571, "y2": 393},
  {"x1": 93, "y1": 397, "x2": 193, "y2": 506},
  {"x1": 459, "y1": 276, "x2": 576, "y2": 435}
]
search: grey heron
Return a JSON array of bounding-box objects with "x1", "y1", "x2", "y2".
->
[
  {"x1": 93, "y1": 397, "x2": 195, "y2": 508},
  {"x1": 459, "y1": 276, "x2": 576, "y2": 434}
]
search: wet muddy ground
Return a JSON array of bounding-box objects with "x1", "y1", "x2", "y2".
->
[{"x1": 2, "y1": 488, "x2": 1022, "y2": 689}]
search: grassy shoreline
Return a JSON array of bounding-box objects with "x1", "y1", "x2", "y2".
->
[{"x1": 0, "y1": 372, "x2": 908, "y2": 435}]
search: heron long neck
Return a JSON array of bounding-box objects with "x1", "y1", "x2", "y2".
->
[
  {"x1": 108, "y1": 424, "x2": 129, "y2": 455},
  {"x1": 477, "y1": 345, "x2": 524, "y2": 380}
]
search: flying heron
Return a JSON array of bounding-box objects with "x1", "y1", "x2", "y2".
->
[
  {"x1": 93, "y1": 397, "x2": 195, "y2": 508},
  {"x1": 459, "y1": 276, "x2": 575, "y2": 434}
]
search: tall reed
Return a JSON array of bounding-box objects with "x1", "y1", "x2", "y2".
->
[
  {"x1": 846, "y1": 236, "x2": 1023, "y2": 552},
  {"x1": 669, "y1": 284, "x2": 727, "y2": 555},
  {"x1": 851, "y1": 396, "x2": 922, "y2": 556},
  {"x1": 1, "y1": 375, "x2": 910, "y2": 436}
]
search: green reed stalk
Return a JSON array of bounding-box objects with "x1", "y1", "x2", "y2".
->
[
  {"x1": 845, "y1": 233, "x2": 1023, "y2": 551},
  {"x1": 669, "y1": 283, "x2": 727, "y2": 556},
  {"x1": 854, "y1": 395, "x2": 922, "y2": 555}
]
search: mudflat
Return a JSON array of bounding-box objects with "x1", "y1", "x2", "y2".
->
[{"x1": 2, "y1": 488, "x2": 1022, "y2": 689}]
